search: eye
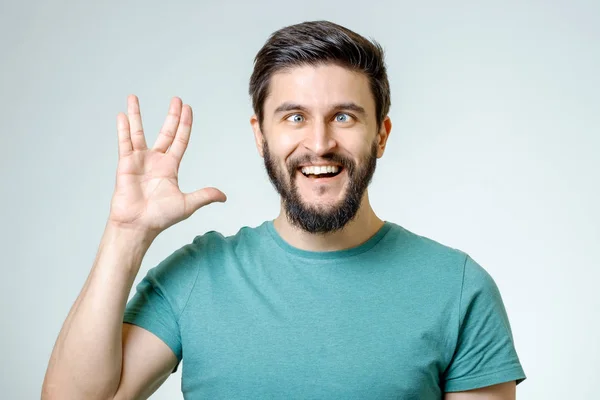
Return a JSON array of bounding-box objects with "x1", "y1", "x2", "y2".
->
[
  {"x1": 335, "y1": 113, "x2": 352, "y2": 123},
  {"x1": 286, "y1": 113, "x2": 305, "y2": 123}
]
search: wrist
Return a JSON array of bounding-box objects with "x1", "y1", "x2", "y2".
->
[{"x1": 103, "y1": 221, "x2": 158, "y2": 252}]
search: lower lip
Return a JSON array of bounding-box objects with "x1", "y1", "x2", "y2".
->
[{"x1": 297, "y1": 169, "x2": 344, "y2": 183}]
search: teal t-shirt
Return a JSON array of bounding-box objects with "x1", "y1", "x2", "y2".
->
[{"x1": 123, "y1": 221, "x2": 526, "y2": 399}]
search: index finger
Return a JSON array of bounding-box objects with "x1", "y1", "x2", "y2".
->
[
  {"x1": 116, "y1": 112, "x2": 133, "y2": 157},
  {"x1": 127, "y1": 95, "x2": 148, "y2": 151}
]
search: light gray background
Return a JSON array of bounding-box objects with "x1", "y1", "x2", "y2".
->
[{"x1": 1, "y1": 0, "x2": 598, "y2": 398}]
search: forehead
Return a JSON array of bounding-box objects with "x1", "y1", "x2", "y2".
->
[{"x1": 264, "y1": 64, "x2": 374, "y2": 114}]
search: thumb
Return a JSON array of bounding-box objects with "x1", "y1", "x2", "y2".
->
[{"x1": 183, "y1": 187, "x2": 227, "y2": 217}]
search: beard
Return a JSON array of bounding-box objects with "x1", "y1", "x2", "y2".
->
[{"x1": 262, "y1": 138, "x2": 378, "y2": 234}]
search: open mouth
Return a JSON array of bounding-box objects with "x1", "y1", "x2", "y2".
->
[{"x1": 298, "y1": 165, "x2": 344, "y2": 179}]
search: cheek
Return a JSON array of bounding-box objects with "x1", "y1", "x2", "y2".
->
[
  {"x1": 268, "y1": 132, "x2": 303, "y2": 161},
  {"x1": 279, "y1": 129, "x2": 303, "y2": 149},
  {"x1": 344, "y1": 137, "x2": 372, "y2": 158}
]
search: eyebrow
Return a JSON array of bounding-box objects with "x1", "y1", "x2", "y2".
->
[{"x1": 273, "y1": 102, "x2": 367, "y2": 117}]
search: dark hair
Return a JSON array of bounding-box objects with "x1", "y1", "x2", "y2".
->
[{"x1": 249, "y1": 20, "x2": 391, "y2": 130}]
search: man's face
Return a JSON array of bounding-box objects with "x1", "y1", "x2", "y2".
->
[{"x1": 252, "y1": 64, "x2": 390, "y2": 234}]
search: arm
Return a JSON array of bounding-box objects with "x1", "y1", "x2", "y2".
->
[
  {"x1": 41, "y1": 95, "x2": 226, "y2": 399},
  {"x1": 442, "y1": 256, "x2": 526, "y2": 393},
  {"x1": 445, "y1": 381, "x2": 516, "y2": 400},
  {"x1": 113, "y1": 323, "x2": 178, "y2": 400},
  {"x1": 41, "y1": 225, "x2": 176, "y2": 400}
]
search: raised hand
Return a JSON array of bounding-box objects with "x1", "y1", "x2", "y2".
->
[{"x1": 108, "y1": 95, "x2": 226, "y2": 237}]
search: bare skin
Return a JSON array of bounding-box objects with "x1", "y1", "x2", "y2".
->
[
  {"x1": 251, "y1": 65, "x2": 393, "y2": 252},
  {"x1": 41, "y1": 95, "x2": 226, "y2": 400}
]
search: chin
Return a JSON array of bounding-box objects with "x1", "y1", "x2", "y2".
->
[{"x1": 299, "y1": 193, "x2": 346, "y2": 210}]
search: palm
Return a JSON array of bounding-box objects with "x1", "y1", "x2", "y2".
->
[
  {"x1": 109, "y1": 96, "x2": 226, "y2": 235},
  {"x1": 111, "y1": 150, "x2": 184, "y2": 228}
]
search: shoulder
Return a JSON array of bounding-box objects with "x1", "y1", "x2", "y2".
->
[
  {"x1": 150, "y1": 222, "x2": 268, "y2": 274},
  {"x1": 380, "y1": 222, "x2": 503, "y2": 300},
  {"x1": 189, "y1": 221, "x2": 268, "y2": 255},
  {"x1": 382, "y1": 222, "x2": 470, "y2": 272}
]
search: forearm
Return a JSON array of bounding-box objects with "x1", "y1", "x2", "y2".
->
[{"x1": 42, "y1": 223, "x2": 155, "y2": 400}]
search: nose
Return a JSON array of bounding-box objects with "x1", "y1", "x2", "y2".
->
[{"x1": 302, "y1": 121, "x2": 337, "y2": 156}]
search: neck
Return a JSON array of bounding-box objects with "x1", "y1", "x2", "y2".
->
[{"x1": 272, "y1": 192, "x2": 384, "y2": 252}]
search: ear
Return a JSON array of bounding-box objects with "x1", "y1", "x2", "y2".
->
[
  {"x1": 250, "y1": 114, "x2": 265, "y2": 157},
  {"x1": 375, "y1": 116, "x2": 392, "y2": 158}
]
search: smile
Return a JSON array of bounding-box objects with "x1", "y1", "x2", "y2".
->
[{"x1": 299, "y1": 165, "x2": 343, "y2": 179}]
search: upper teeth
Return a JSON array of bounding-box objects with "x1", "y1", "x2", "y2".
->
[{"x1": 301, "y1": 165, "x2": 340, "y2": 175}]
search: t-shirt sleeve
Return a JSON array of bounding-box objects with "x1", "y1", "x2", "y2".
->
[
  {"x1": 443, "y1": 255, "x2": 526, "y2": 392},
  {"x1": 123, "y1": 238, "x2": 202, "y2": 373}
]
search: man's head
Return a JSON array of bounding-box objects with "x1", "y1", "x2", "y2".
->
[{"x1": 249, "y1": 21, "x2": 392, "y2": 234}]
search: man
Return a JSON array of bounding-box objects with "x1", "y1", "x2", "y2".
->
[{"x1": 42, "y1": 21, "x2": 526, "y2": 399}]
